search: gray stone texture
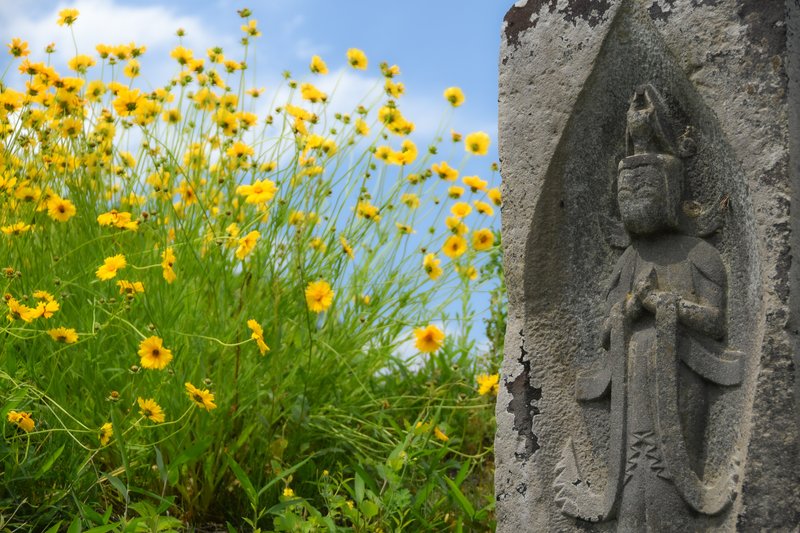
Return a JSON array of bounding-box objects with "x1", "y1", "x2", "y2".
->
[{"x1": 497, "y1": 0, "x2": 800, "y2": 530}]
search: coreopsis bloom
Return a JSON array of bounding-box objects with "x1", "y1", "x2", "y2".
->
[
  {"x1": 432, "y1": 161, "x2": 458, "y2": 181},
  {"x1": 463, "y1": 175, "x2": 488, "y2": 192},
  {"x1": 347, "y1": 48, "x2": 367, "y2": 70},
  {"x1": 443, "y1": 87, "x2": 465, "y2": 107},
  {"x1": 112, "y1": 88, "x2": 143, "y2": 117},
  {"x1": 477, "y1": 373, "x2": 500, "y2": 396},
  {"x1": 7, "y1": 38, "x2": 30, "y2": 58},
  {"x1": 401, "y1": 193, "x2": 420, "y2": 209},
  {"x1": 68, "y1": 54, "x2": 95, "y2": 73},
  {"x1": 7, "y1": 410, "x2": 34, "y2": 432},
  {"x1": 161, "y1": 247, "x2": 177, "y2": 283},
  {"x1": 138, "y1": 336, "x2": 173, "y2": 370},
  {"x1": 117, "y1": 280, "x2": 144, "y2": 296},
  {"x1": 57, "y1": 8, "x2": 79, "y2": 26},
  {"x1": 247, "y1": 319, "x2": 270, "y2": 355},
  {"x1": 96, "y1": 254, "x2": 127, "y2": 280},
  {"x1": 472, "y1": 228, "x2": 495, "y2": 251},
  {"x1": 457, "y1": 264, "x2": 479, "y2": 280},
  {"x1": 1, "y1": 222, "x2": 32, "y2": 236},
  {"x1": 446, "y1": 216, "x2": 469, "y2": 236},
  {"x1": 236, "y1": 179, "x2": 277, "y2": 204},
  {"x1": 305, "y1": 280, "x2": 334, "y2": 313},
  {"x1": 32, "y1": 299, "x2": 59, "y2": 319},
  {"x1": 47, "y1": 196, "x2": 76, "y2": 222},
  {"x1": 396, "y1": 223, "x2": 414, "y2": 235},
  {"x1": 487, "y1": 187, "x2": 503, "y2": 206},
  {"x1": 448, "y1": 186, "x2": 465, "y2": 199},
  {"x1": 241, "y1": 19, "x2": 261, "y2": 37},
  {"x1": 310, "y1": 54, "x2": 328, "y2": 74},
  {"x1": 137, "y1": 397, "x2": 165, "y2": 423},
  {"x1": 99, "y1": 422, "x2": 113, "y2": 446},
  {"x1": 355, "y1": 119, "x2": 369, "y2": 136},
  {"x1": 340, "y1": 236, "x2": 355, "y2": 259},
  {"x1": 356, "y1": 201, "x2": 381, "y2": 222},
  {"x1": 384, "y1": 80, "x2": 405, "y2": 98},
  {"x1": 97, "y1": 210, "x2": 138, "y2": 230},
  {"x1": 226, "y1": 140, "x2": 254, "y2": 159},
  {"x1": 300, "y1": 82, "x2": 327, "y2": 103},
  {"x1": 474, "y1": 200, "x2": 495, "y2": 216},
  {"x1": 235, "y1": 230, "x2": 260, "y2": 260},
  {"x1": 434, "y1": 426, "x2": 449, "y2": 442},
  {"x1": 185, "y1": 382, "x2": 217, "y2": 411},
  {"x1": 414, "y1": 324, "x2": 445, "y2": 353},
  {"x1": 6, "y1": 298, "x2": 36, "y2": 323},
  {"x1": 423, "y1": 253, "x2": 443, "y2": 280},
  {"x1": 464, "y1": 131, "x2": 491, "y2": 156},
  {"x1": 450, "y1": 202, "x2": 472, "y2": 219},
  {"x1": 443, "y1": 235, "x2": 467, "y2": 259}
]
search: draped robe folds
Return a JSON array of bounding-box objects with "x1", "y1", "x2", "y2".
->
[{"x1": 554, "y1": 234, "x2": 743, "y2": 530}]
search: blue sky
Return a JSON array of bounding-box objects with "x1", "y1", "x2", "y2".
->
[{"x1": 1, "y1": 0, "x2": 509, "y2": 153}]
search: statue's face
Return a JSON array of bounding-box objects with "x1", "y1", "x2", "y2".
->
[{"x1": 617, "y1": 164, "x2": 669, "y2": 235}]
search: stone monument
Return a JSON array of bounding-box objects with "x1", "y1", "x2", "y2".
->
[{"x1": 496, "y1": 1, "x2": 799, "y2": 530}]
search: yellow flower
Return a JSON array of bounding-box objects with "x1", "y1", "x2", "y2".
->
[
  {"x1": 487, "y1": 187, "x2": 502, "y2": 206},
  {"x1": 123, "y1": 59, "x2": 140, "y2": 78},
  {"x1": 236, "y1": 179, "x2": 277, "y2": 205},
  {"x1": 226, "y1": 140, "x2": 255, "y2": 159},
  {"x1": 137, "y1": 397, "x2": 165, "y2": 423},
  {"x1": 462, "y1": 175, "x2": 488, "y2": 192},
  {"x1": 99, "y1": 422, "x2": 113, "y2": 446},
  {"x1": 340, "y1": 236, "x2": 355, "y2": 259},
  {"x1": 310, "y1": 54, "x2": 328, "y2": 74},
  {"x1": 162, "y1": 247, "x2": 177, "y2": 283},
  {"x1": 476, "y1": 373, "x2": 500, "y2": 396},
  {"x1": 32, "y1": 300, "x2": 60, "y2": 319},
  {"x1": 241, "y1": 19, "x2": 261, "y2": 37},
  {"x1": 356, "y1": 201, "x2": 381, "y2": 222},
  {"x1": 112, "y1": 88, "x2": 143, "y2": 117},
  {"x1": 138, "y1": 336, "x2": 173, "y2": 370},
  {"x1": 170, "y1": 45, "x2": 194, "y2": 65},
  {"x1": 67, "y1": 54, "x2": 95, "y2": 73},
  {"x1": 414, "y1": 324, "x2": 445, "y2": 353},
  {"x1": 472, "y1": 228, "x2": 495, "y2": 251},
  {"x1": 96, "y1": 254, "x2": 127, "y2": 280},
  {"x1": 1, "y1": 222, "x2": 32, "y2": 236},
  {"x1": 450, "y1": 202, "x2": 472, "y2": 219},
  {"x1": 446, "y1": 216, "x2": 468, "y2": 235},
  {"x1": 434, "y1": 426, "x2": 449, "y2": 442},
  {"x1": 443, "y1": 235, "x2": 467, "y2": 259},
  {"x1": 6, "y1": 298, "x2": 36, "y2": 323},
  {"x1": 235, "y1": 230, "x2": 260, "y2": 260},
  {"x1": 305, "y1": 280, "x2": 334, "y2": 313},
  {"x1": 97, "y1": 210, "x2": 139, "y2": 230},
  {"x1": 7, "y1": 410, "x2": 34, "y2": 432},
  {"x1": 47, "y1": 327, "x2": 78, "y2": 344},
  {"x1": 283, "y1": 487, "x2": 295, "y2": 498},
  {"x1": 347, "y1": 48, "x2": 368, "y2": 70},
  {"x1": 474, "y1": 200, "x2": 495, "y2": 216},
  {"x1": 355, "y1": 119, "x2": 369, "y2": 136},
  {"x1": 443, "y1": 87, "x2": 465, "y2": 107},
  {"x1": 47, "y1": 196, "x2": 76, "y2": 222},
  {"x1": 432, "y1": 161, "x2": 458, "y2": 182},
  {"x1": 7, "y1": 38, "x2": 30, "y2": 58},
  {"x1": 57, "y1": 8, "x2": 79, "y2": 26},
  {"x1": 117, "y1": 280, "x2": 145, "y2": 296},
  {"x1": 401, "y1": 193, "x2": 420, "y2": 209},
  {"x1": 448, "y1": 186, "x2": 464, "y2": 199},
  {"x1": 247, "y1": 319, "x2": 270, "y2": 355},
  {"x1": 423, "y1": 253, "x2": 443, "y2": 280},
  {"x1": 464, "y1": 131, "x2": 491, "y2": 156},
  {"x1": 185, "y1": 382, "x2": 217, "y2": 411},
  {"x1": 300, "y1": 82, "x2": 327, "y2": 103}
]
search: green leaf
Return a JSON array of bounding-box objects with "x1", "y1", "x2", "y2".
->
[
  {"x1": 443, "y1": 476, "x2": 475, "y2": 518},
  {"x1": 354, "y1": 472, "x2": 365, "y2": 504},
  {"x1": 227, "y1": 454, "x2": 257, "y2": 504},
  {"x1": 154, "y1": 446, "x2": 167, "y2": 486},
  {"x1": 42, "y1": 522, "x2": 62, "y2": 533},
  {"x1": 110, "y1": 408, "x2": 129, "y2": 479},
  {"x1": 167, "y1": 437, "x2": 212, "y2": 485},
  {"x1": 84, "y1": 525, "x2": 120, "y2": 533},
  {"x1": 67, "y1": 515, "x2": 82, "y2": 533},
  {"x1": 360, "y1": 500, "x2": 379, "y2": 519},
  {"x1": 36, "y1": 443, "x2": 65, "y2": 477},
  {"x1": 105, "y1": 473, "x2": 129, "y2": 504}
]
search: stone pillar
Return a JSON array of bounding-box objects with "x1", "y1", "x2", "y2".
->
[{"x1": 496, "y1": 1, "x2": 799, "y2": 531}]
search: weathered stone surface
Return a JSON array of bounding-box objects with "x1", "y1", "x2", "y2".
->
[{"x1": 497, "y1": 0, "x2": 799, "y2": 530}]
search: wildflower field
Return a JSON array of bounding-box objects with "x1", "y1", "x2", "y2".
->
[{"x1": 0, "y1": 7, "x2": 504, "y2": 531}]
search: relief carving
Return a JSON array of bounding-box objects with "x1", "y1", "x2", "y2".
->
[{"x1": 553, "y1": 85, "x2": 743, "y2": 529}]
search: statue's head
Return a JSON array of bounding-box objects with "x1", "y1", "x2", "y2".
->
[
  {"x1": 618, "y1": 84, "x2": 681, "y2": 235},
  {"x1": 617, "y1": 153, "x2": 682, "y2": 235}
]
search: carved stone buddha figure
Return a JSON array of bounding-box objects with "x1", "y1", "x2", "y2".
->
[{"x1": 554, "y1": 85, "x2": 742, "y2": 531}]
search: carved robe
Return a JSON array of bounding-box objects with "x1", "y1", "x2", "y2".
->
[{"x1": 556, "y1": 234, "x2": 742, "y2": 530}]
